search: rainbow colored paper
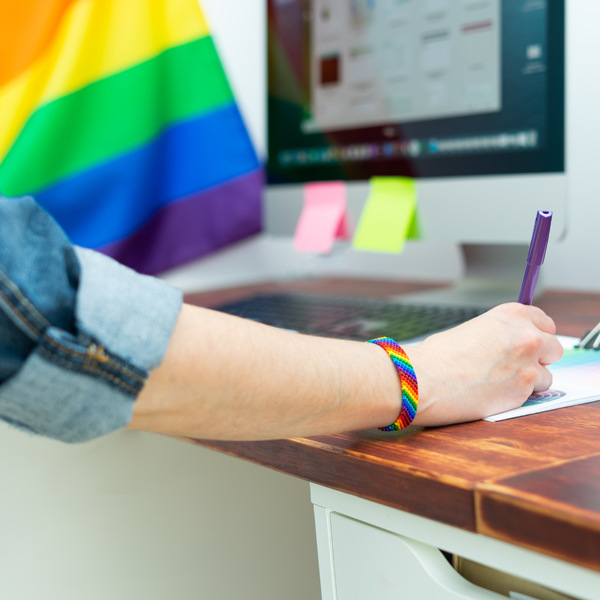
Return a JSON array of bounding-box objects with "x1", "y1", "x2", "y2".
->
[{"x1": 0, "y1": 0, "x2": 262, "y2": 274}]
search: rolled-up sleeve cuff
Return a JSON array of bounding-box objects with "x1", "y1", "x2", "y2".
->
[
  {"x1": 74, "y1": 247, "x2": 182, "y2": 371},
  {"x1": 0, "y1": 345, "x2": 144, "y2": 443},
  {"x1": 0, "y1": 249, "x2": 182, "y2": 443}
]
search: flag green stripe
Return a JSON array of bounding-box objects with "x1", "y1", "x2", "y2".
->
[{"x1": 0, "y1": 36, "x2": 233, "y2": 197}]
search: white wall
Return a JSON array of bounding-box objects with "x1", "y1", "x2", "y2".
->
[
  {"x1": 543, "y1": 0, "x2": 600, "y2": 291},
  {"x1": 0, "y1": 425, "x2": 321, "y2": 600},
  {"x1": 201, "y1": 0, "x2": 266, "y2": 159}
]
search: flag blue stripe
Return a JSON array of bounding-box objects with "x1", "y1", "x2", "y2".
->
[{"x1": 34, "y1": 104, "x2": 260, "y2": 247}]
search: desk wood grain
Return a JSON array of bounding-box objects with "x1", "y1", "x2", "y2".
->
[
  {"x1": 477, "y1": 453, "x2": 600, "y2": 570},
  {"x1": 183, "y1": 279, "x2": 600, "y2": 568}
]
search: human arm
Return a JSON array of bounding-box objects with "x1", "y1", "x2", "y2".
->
[
  {"x1": 127, "y1": 301, "x2": 563, "y2": 440},
  {"x1": 0, "y1": 196, "x2": 563, "y2": 443}
]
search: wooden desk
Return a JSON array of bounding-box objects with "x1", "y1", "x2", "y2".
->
[{"x1": 185, "y1": 280, "x2": 600, "y2": 599}]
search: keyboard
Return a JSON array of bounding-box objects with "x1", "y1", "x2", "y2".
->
[{"x1": 212, "y1": 292, "x2": 485, "y2": 342}]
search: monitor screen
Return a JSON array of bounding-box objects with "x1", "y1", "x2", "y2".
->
[{"x1": 266, "y1": 0, "x2": 564, "y2": 184}]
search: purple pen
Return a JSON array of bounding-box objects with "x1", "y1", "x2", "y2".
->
[{"x1": 518, "y1": 210, "x2": 553, "y2": 305}]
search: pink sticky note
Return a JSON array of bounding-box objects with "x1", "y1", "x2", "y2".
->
[{"x1": 294, "y1": 181, "x2": 350, "y2": 253}]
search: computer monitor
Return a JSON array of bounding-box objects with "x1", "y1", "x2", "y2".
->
[{"x1": 264, "y1": 0, "x2": 566, "y2": 304}]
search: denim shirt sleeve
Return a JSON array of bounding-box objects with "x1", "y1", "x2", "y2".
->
[{"x1": 0, "y1": 196, "x2": 182, "y2": 443}]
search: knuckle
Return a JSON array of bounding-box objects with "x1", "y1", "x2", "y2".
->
[
  {"x1": 553, "y1": 341, "x2": 564, "y2": 362},
  {"x1": 519, "y1": 365, "x2": 538, "y2": 389},
  {"x1": 509, "y1": 302, "x2": 529, "y2": 316},
  {"x1": 545, "y1": 315, "x2": 557, "y2": 334},
  {"x1": 499, "y1": 302, "x2": 532, "y2": 323},
  {"x1": 517, "y1": 330, "x2": 543, "y2": 354},
  {"x1": 492, "y1": 302, "x2": 520, "y2": 316}
]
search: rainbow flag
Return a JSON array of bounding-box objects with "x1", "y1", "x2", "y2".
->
[{"x1": 0, "y1": 0, "x2": 263, "y2": 274}]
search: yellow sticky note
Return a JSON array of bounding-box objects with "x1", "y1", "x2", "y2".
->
[{"x1": 352, "y1": 177, "x2": 420, "y2": 253}]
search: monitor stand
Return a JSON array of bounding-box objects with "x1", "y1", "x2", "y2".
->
[{"x1": 394, "y1": 244, "x2": 532, "y2": 309}]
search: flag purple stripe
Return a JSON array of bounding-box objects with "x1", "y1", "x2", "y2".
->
[{"x1": 98, "y1": 167, "x2": 264, "y2": 275}]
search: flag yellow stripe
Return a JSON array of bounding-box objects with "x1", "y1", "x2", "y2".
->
[{"x1": 0, "y1": 0, "x2": 209, "y2": 163}]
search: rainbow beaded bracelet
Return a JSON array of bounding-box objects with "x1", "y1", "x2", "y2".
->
[{"x1": 368, "y1": 337, "x2": 418, "y2": 431}]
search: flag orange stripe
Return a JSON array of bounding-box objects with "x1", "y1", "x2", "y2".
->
[
  {"x1": 0, "y1": 0, "x2": 209, "y2": 165},
  {"x1": 0, "y1": 0, "x2": 79, "y2": 87}
]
